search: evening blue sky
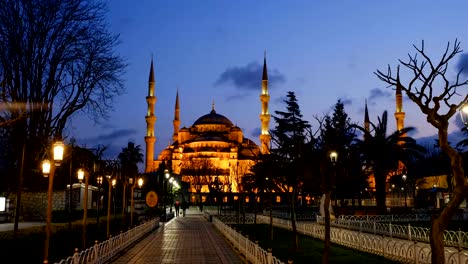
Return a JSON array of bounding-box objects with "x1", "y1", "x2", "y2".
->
[{"x1": 69, "y1": 0, "x2": 468, "y2": 161}]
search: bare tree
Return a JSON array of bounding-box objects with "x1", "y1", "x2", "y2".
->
[
  {"x1": 181, "y1": 158, "x2": 215, "y2": 204},
  {"x1": 375, "y1": 40, "x2": 468, "y2": 263},
  {"x1": 0, "y1": 0, "x2": 126, "y2": 188}
]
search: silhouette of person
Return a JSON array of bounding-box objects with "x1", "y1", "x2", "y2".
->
[
  {"x1": 180, "y1": 195, "x2": 188, "y2": 217},
  {"x1": 174, "y1": 200, "x2": 180, "y2": 217}
]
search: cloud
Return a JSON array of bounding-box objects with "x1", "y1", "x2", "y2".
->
[
  {"x1": 368, "y1": 88, "x2": 392, "y2": 101},
  {"x1": 251, "y1": 127, "x2": 261, "y2": 138},
  {"x1": 216, "y1": 61, "x2": 286, "y2": 91},
  {"x1": 456, "y1": 53, "x2": 468, "y2": 76},
  {"x1": 225, "y1": 92, "x2": 250, "y2": 102},
  {"x1": 81, "y1": 129, "x2": 138, "y2": 145}
]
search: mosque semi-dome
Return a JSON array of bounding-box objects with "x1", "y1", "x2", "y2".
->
[{"x1": 193, "y1": 109, "x2": 234, "y2": 126}]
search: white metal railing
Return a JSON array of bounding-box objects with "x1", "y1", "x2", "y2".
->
[
  {"x1": 256, "y1": 215, "x2": 468, "y2": 264},
  {"x1": 317, "y1": 216, "x2": 468, "y2": 249},
  {"x1": 55, "y1": 217, "x2": 160, "y2": 264},
  {"x1": 337, "y1": 213, "x2": 467, "y2": 222},
  {"x1": 263, "y1": 211, "x2": 317, "y2": 221},
  {"x1": 212, "y1": 216, "x2": 284, "y2": 264}
]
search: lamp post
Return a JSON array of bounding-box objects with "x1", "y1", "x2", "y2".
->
[
  {"x1": 163, "y1": 169, "x2": 170, "y2": 216},
  {"x1": 77, "y1": 167, "x2": 89, "y2": 249},
  {"x1": 402, "y1": 174, "x2": 407, "y2": 208},
  {"x1": 129, "y1": 177, "x2": 144, "y2": 227},
  {"x1": 96, "y1": 175, "x2": 103, "y2": 229},
  {"x1": 122, "y1": 176, "x2": 129, "y2": 228},
  {"x1": 322, "y1": 150, "x2": 338, "y2": 264},
  {"x1": 42, "y1": 139, "x2": 64, "y2": 264},
  {"x1": 169, "y1": 177, "x2": 175, "y2": 212},
  {"x1": 105, "y1": 174, "x2": 113, "y2": 238}
]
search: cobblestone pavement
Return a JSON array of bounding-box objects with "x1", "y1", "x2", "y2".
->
[{"x1": 111, "y1": 209, "x2": 245, "y2": 264}]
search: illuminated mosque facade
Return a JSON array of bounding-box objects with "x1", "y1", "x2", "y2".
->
[{"x1": 143, "y1": 55, "x2": 271, "y2": 202}]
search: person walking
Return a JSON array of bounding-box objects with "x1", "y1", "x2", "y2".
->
[
  {"x1": 181, "y1": 199, "x2": 188, "y2": 217},
  {"x1": 174, "y1": 200, "x2": 180, "y2": 217}
]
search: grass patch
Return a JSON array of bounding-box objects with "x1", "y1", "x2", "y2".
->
[
  {"x1": 231, "y1": 224, "x2": 398, "y2": 264},
  {"x1": 0, "y1": 216, "x2": 139, "y2": 263}
]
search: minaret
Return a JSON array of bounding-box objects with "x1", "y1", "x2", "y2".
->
[
  {"x1": 394, "y1": 80, "x2": 406, "y2": 133},
  {"x1": 364, "y1": 99, "x2": 370, "y2": 134},
  {"x1": 172, "y1": 89, "x2": 180, "y2": 143},
  {"x1": 259, "y1": 52, "x2": 271, "y2": 154},
  {"x1": 145, "y1": 58, "x2": 157, "y2": 173}
]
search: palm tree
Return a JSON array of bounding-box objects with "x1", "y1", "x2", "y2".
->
[
  {"x1": 354, "y1": 111, "x2": 425, "y2": 214},
  {"x1": 118, "y1": 142, "x2": 144, "y2": 224},
  {"x1": 118, "y1": 142, "x2": 144, "y2": 177}
]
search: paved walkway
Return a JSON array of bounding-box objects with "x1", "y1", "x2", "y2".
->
[{"x1": 111, "y1": 208, "x2": 245, "y2": 264}]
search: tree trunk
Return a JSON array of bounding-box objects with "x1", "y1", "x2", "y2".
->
[
  {"x1": 290, "y1": 188, "x2": 298, "y2": 251},
  {"x1": 375, "y1": 170, "x2": 387, "y2": 214},
  {"x1": 322, "y1": 190, "x2": 331, "y2": 264},
  {"x1": 429, "y1": 130, "x2": 468, "y2": 264},
  {"x1": 269, "y1": 192, "x2": 274, "y2": 241}
]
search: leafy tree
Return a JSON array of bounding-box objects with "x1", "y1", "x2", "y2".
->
[
  {"x1": 318, "y1": 100, "x2": 361, "y2": 203},
  {"x1": 316, "y1": 100, "x2": 359, "y2": 264},
  {"x1": 375, "y1": 40, "x2": 468, "y2": 263},
  {"x1": 270, "y1": 91, "x2": 312, "y2": 252},
  {"x1": 0, "y1": 0, "x2": 126, "y2": 190},
  {"x1": 354, "y1": 111, "x2": 425, "y2": 214}
]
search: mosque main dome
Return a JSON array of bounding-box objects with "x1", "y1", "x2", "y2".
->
[{"x1": 193, "y1": 109, "x2": 234, "y2": 126}]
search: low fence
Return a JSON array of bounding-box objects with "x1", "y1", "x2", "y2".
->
[
  {"x1": 55, "y1": 217, "x2": 160, "y2": 264},
  {"x1": 263, "y1": 211, "x2": 316, "y2": 221},
  {"x1": 337, "y1": 212, "x2": 468, "y2": 222},
  {"x1": 317, "y1": 216, "x2": 468, "y2": 249},
  {"x1": 257, "y1": 215, "x2": 468, "y2": 264},
  {"x1": 211, "y1": 216, "x2": 284, "y2": 264}
]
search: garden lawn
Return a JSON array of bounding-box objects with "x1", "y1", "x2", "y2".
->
[{"x1": 231, "y1": 224, "x2": 399, "y2": 264}]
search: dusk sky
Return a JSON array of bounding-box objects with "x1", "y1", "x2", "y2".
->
[{"x1": 68, "y1": 1, "x2": 468, "y2": 162}]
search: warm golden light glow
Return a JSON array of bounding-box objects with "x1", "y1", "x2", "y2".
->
[
  {"x1": 329, "y1": 151, "x2": 338, "y2": 163},
  {"x1": 42, "y1": 159, "x2": 51, "y2": 176},
  {"x1": 112, "y1": 179, "x2": 116, "y2": 187},
  {"x1": 77, "y1": 169, "x2": 85, "y2": 182},
  {"x1": 138, "y1": 178, "x2": 144, "y2": 187},
  {"x1": 53, "y1": 140, "x2": 64, "y2": 165},
  {"x1": 461, "y1": 103, "x2": 468, "y2": 126}
]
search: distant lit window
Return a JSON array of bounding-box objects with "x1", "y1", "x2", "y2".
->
[
  {"x1": 233, "y1": 196, "x2": 238, "y2": 201},
  {"x1": 0, "y1": 197, "x2": 5, "y2": 212},
  {"x1": 276, "y1": 196, "x2": 281, "y2": 203},
  {"x1": 245, "y1": 197, "x2": 250, "y2": 203},
  {"x1": 223, "y1": 196, "x2": 228, "y2": 203}
]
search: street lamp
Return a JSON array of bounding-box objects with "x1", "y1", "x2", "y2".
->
[
  {"x1": 329, "y1": 151, "x2": 338, "y2": 165},
  {"x1": 402, "y1": 174, "x2": 407, "y2": 208},
  {"x1": 163, "y1": 169, "x2": 170, "y2": 216},
  {"x1": 43, "y1": 139, "x2": 64, "y2": 263},
  {"x1": 96, "y1": 175, "x2": 103, "y2": 229},
  {"x1": 129, "y1": 177, "x2": 144, "y2": 226},
  {"x1": 105, "y1": 174, "x2": 113, "y2": 238},
  {"x1": 459, "y1": 102, "x2": 468, "y2": 127},
  {"x1": 77, "y1": 167, "x2": 90, "y2": 250}
]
